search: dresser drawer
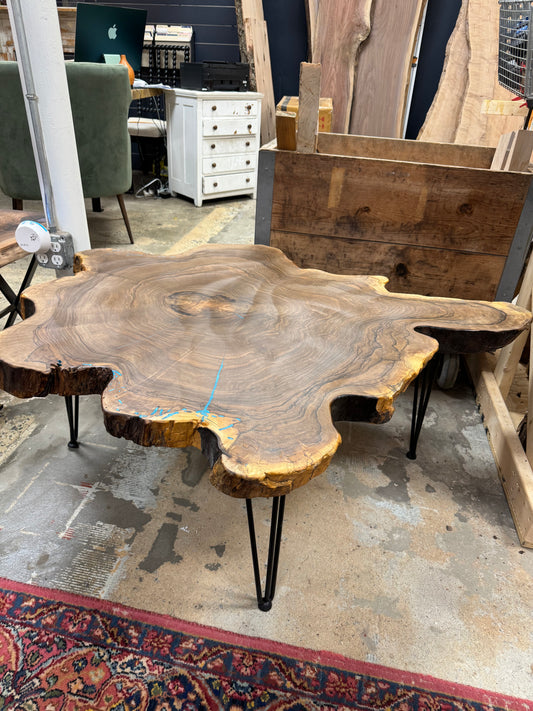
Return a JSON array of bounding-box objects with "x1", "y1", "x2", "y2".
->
[
  {"x1": 202, "y1": 136, "x2": 258, "y2": 155},
  {"x1": 202, "y1": 99, "x2": 259, "y2": 118},
  {"x1": 203, "y1": 154, "x2": 256, "y2": 175},
  {"x1": 203, "y1": 172, "x2": 256, "y2": 195},
  {"x1": 202, "y1": 117, "x2": 258, "y2": 137}
]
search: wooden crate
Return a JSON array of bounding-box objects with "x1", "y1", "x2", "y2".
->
[{"x1": 255, "y1": 132, "x2": 533, "y2": 301}]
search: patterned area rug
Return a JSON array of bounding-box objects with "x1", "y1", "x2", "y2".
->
[{"x1": 0, "y1": 578, "x2": 530, "y2": 710}]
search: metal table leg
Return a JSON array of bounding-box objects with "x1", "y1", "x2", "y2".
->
[{"x1": 246, "y1": 495, "x2": 285, "y2": 611}]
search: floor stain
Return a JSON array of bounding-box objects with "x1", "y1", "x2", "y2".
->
[{"x1": 139, "y1": 522, "x2": 182, "y2": 573}]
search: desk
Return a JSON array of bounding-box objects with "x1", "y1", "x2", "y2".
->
[
  {"x1": 0, "y1": 245, "x2": 529, "y2": 608},
  {"x1": 131, "y1": 87, "x2": 164, "y2": 101}
]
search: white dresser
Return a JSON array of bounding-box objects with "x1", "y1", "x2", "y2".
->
[{"x1": 164, "y1": 88, "x2": 262, "y2": 207}]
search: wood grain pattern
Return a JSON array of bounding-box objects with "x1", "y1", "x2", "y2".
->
[
  {"x1": 267, "y1": 144, "x2": 533, "y2": 300},
  {"x1": 235, "y1": 0, "x2": 275, "y2": 144},
  {"x1": 311, "y1": 0, "x2": 373, "y2": 133},
  {"x1": 296, "y1": 62, "x2": 321, "y2": 153},
  {"x1": 271, "y1": 231, "x2": 510, "y2": 301},
  {"x1": 0, "y1": 246, "x2": 529, "y2": 499},
  {"x1": 419, "y1": 0, "x2": 524, "y2": 146},
  {"x1": 270, "y1": 149, "x2": 531, "y2": 255},
  {"x1": 317, "y1": 132, "x2": 496, "y2": 169},
  {"x1": 349, "y1": 0, "x2": 426, "y2": 138}
]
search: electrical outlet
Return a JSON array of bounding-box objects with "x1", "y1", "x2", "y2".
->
[{"x1": 38, "y1": 231, "x2": 75, "y2": 271}]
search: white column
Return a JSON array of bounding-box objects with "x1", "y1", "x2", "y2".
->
[{"x1": 7, "y1": 0, "x2": 91, "y2": 253}]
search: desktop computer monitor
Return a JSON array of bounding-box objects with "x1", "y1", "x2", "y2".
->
[{"x1": 74, "y1": 3, "x2": 147, "y2": 73}]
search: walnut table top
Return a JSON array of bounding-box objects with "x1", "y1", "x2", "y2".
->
[{"x1": 0, "y1": 245, "x2": 529, "y2": 498}]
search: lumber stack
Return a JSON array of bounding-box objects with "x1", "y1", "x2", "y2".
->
[
  {"x1": 303, "y1": 0, "x2": 525, "y2": 145},
  {"x1": 306, "y1": 0, "x2": 425, "y2": 137}
]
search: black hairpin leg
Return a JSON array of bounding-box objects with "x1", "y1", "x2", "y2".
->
[
  {"x1": 64, "y1": 395, "x2": 80, "y2": 449},
  {"x1": 406, "y1": 355, "x2": 441, "y2": 460},
  {"x1": 246, "y1": 495, "x2": 285, "y2": 611}
]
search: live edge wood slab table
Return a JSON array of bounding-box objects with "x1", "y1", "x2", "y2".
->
[{"x1": 0, "y1": 245, "x2": 530, "y2": 609}]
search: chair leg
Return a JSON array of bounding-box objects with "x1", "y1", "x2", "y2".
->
[
  {"x1": 116, "y1": 194, "x2": 134, "y2": 244},
  {"x1": 12, "y1": 198, "x2": 23, "y2": 210},
  {"x1": 91, "y1": 198, "x2": 103, "y2": 212}
]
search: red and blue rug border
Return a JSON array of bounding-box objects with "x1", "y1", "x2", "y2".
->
[{"x1": 0, "y1": 576, "x2": 530, "y2": 710}]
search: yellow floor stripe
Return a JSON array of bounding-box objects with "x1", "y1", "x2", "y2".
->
[{"x1": 163, "y1": 205, "x2": 239, "y2": 255}]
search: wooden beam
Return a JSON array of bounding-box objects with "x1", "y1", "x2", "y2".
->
[
  {"x1": 296, "y1": 62, "x2": 321, "y2": 153},
  {"x1": 504, "y1": 130, "x2": 533, "y2": 172},
  {"x1": 467, "y1": 353, "x2": 533, "y2": 547},
  {"x1": 318, "y1": 132, "x2": 495, "y2": 169},
  {"x1": 490, "y1": 132, "x2": 515, "y2": 171},
  {"x1": 235, "y1": 0, "x2": 276, "y2": 145},
  {"x1": 276, "y1": 111, "x2": 297, "y2": 151}
]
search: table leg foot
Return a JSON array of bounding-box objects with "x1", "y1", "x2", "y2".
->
[
  {"x1": 406, "y1": 354, "x2": 441, "y2": 460},
  {"x1": 246, "y1": 495, "x2": 285, "y2": 611},
  {"x1": 64, "y1": 395, "x2": 80, "y2": 449}
]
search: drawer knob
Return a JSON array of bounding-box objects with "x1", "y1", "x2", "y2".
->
[
  {"x1": 246, "y1": 104, "x2": 252, "y2": 111},
  {"x1": 211, "y1": 105, "x2": 217, "y2": 111},
  {"x1": 246, "y1": 160, "x2": 250, "y2": 165},
  {"x1": 245, "y1": 141, "x2": 250, "y2": 146},
  {"x1": 211, "y1": 144, "x2": 216, "y2": 149},
  {"x1": 213, "y1": 182, "x2": 218, "y2": 187},
  {"x1": 212, "y1": 162, "x2": 217, "y2": 168},
  {"x1": 247, "y1": 124, "x2": 252, "y2": 130},
  {"x1": 213, "y1": 125, "x2": 218, "y2": 130},
  {"x1": 246, "y1": 178, "x2": 250, "y2": 183}
]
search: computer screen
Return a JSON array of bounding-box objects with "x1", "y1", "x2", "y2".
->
[{"x1": 74, "y1": 3, "x2": 148, "y2": 73}]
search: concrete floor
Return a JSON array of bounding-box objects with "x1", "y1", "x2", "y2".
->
[{"x1": 0, "y1": 184, "x2": 532, "y2": 701}]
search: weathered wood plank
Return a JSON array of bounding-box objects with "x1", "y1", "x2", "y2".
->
[
  {"x1": 296, "y1": 62, "x2": 321, "y2": 153},
  {"x1": 235, "y1": 0, "x2": 275, "y2": 144},
  {"x1": 503, "y1": 130, "x2": 533, "y2": 172},
  {"x1": 467, "y1": 353, "x2": 533, "y2": 548},
  {"x1": 317, "y1": 132, "x2": 495, "y2": 169},
  {"x1": 490, "y1": 132, "x2": 515, "y2": 170},
  {"x1": 270, "y1": 231, "x2": 508, "y2": 300},
  {"x1": 494, "y1": 249, "x2": 533, "y2": 398},
  {"x1": 311, "y1": 0, "x2": 373, "y2": 133},
  {"x1": 349, "y1": 0, "x2": 427, "y2": 138},
  {"x1": 269, "y1": 150, "x2": 531, "y2": 257}
]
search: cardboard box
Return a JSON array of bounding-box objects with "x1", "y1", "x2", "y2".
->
[{"x1": 276, "y1": 96, "x2": 333, "y2": 133}]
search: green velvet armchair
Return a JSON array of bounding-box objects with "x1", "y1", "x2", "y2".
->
[{"x1": 0, "y1": 61, "x2": 134, "y2": 243}]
